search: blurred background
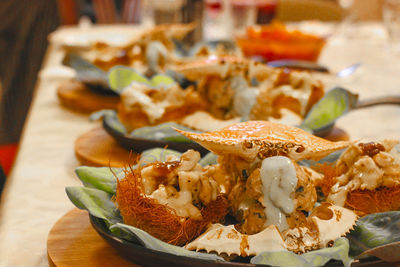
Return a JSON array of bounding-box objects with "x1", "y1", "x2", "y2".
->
[{"x1": 0, "y1": 0, "x2": 391, "y2": 175}]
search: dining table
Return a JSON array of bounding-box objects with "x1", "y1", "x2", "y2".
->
[{"x1": 0, "y1": 21, "x2": 400, "y2": 267}]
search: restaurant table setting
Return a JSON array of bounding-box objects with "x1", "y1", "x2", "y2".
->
[{"x1": 1, "y1": 19, "x2": 400, "y2": 267}]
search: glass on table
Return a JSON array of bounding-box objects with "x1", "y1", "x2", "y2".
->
[
  {"x1": 229, "y1": 0, "x2": 277, "y2": 35},
  {"x1": 383, "y1": 0, "x2": 400, "y2": 52},
  {"x1": 335, "y1": 0, "x2": 355, "y2": 38}
]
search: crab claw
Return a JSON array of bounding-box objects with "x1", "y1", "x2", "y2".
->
[
  {"x1": 176, "y1": 121, "x2": 350, "y2": 162},
  {"x1": 185, "y1": 224, "x2": 286, "y2": 257}
]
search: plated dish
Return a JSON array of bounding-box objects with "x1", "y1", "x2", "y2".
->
[
  {"x1": 61, "y1": 23, "x2": 360, "y2": 156},
  {"x1": 67, "y1": 121, "x2": 400, "y2": 266}
]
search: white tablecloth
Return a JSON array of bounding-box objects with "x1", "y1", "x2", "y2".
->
[{"x1": 0, "y1": 23, "x2": 400, "y2": 267}]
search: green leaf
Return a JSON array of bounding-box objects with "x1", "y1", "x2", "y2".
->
[
  {"x1": 66, "y1": 187, "x2": 121, "y2": 224},
  {"x1": 348, "y1": 211, "x2": 400, "y2": 260},
  {"x1": 301, "y1": 87, "x2": 358, "y2": 133},
  {"x1": 199, "y1": 152, "x2": 218, "y2": 166},
  {"x1": 110, "y1": 223, "x2": 224, "y2": 262},
  {"x1": 108, "y1": 66, "x2": 175, "y2": 93},
  {"x1": 75, "y1": 166, "x2": 123, "y2": 194},
  {"x1": 251, "y1": 238, "x2": 353, "y2": 267},
  {"x1": 151, "y1": 74, "x2": 176, "y2": 87},
  {"x1": 130, "y1": 122, "x2": 196, "y2": 143},
  {"x1": 63, "y1": 53, "x2": 109, "y2": 88},
  {"x1": 101, "y1": 110, "x2": 127, "y2": 134},
  {"x1": 139, "y1": 148, "x2": 182, "y2": 165}
]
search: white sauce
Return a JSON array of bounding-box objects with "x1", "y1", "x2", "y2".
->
[
  {"x1": 229, "y1": 76, "x2": 259, "y2": 119},
  {"x1": 260, "y1": 156, "x2": 297, "y2": 231}
]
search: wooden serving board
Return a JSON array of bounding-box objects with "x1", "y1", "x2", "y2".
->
[
  {"x1": 47, "y1": 209, "x2": 139, "y2": 267},
  {"x1": 75, "y1": 126, "x2": 137, "y2": 167},
  {"x1": 57, "y1": 80, "x2": 119, "y2": 113},
  {"x1": 323, "y1": 127, "x2": 350, "y2": 142}
]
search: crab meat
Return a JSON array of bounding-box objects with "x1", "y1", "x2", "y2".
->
[
  {"x1": 283, "y1": 227, "x2": 319, "y2": 253},
  {"x1": 324, "y1": 140, "x2": 400, "y2": 214},
  {"x1": 176, "y1": 120, "x2": 350, "y2": 162},
  {"x1": 185, "y1": 224, "x2": 287, "y2": 257}
]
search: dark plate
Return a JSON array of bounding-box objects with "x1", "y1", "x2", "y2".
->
[
  {"x1": 89, "y1": 214, "x2": 394, "y2": 267},
  {"x1": 103, "y1": 118, "x2": 210, "y2": 156},
  {"x1": 89, "y1": 214, "x2": 254, "y2": 267}
]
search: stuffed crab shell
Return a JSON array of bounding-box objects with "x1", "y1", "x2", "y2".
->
[
  {"x1": 321, "y1": 140, "x2": 400, "y2": 215},
  {"x1": 174, "y1": 56, "x2": 324, "y2": 124},
  {"x1": 178, "y1": 121, "x2": 357, "y2": 255},
  {"x1": 118, "y1": 82, "x2": 207, "y2": 131},
  {"x1": 75, "y1": 23, "x2": 195, "y2": 72},
  {"x1": 116, "y1": 121, "x2": 358, "y2": 257}
]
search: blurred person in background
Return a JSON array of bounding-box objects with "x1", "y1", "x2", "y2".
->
[{"x1": 0, "y1": 0, "x2": 59, "y2": 145}]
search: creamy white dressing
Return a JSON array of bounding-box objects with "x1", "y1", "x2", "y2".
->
[
  {"x1": 146, "y1": 41, "x2": 168, "y2": 71},
  {"x1": 233, "y1": 88, "x2": 259, "y2": 119},
  {"x1": 260, "y1": 156, "x2": 297, "y2": 231},
  {"x1": 229, "y1": 76, "x2": 259, "y2": 119}
]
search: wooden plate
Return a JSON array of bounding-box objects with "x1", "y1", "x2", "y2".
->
[
  {"x1": 47, "y1": 210, "x2": 396, "y2": 267},
  {"x1": 74, "y1": 126, "x2": 136, "y2": 167},
  {"x1": 57, "y1": 80, "x2": 119, "y2": 113},
  {"x1": 323, "y1": 126, "x2": 350, "y2": 142},
  {"x1": 47, "y1": 209, "x2": 138, "y2": 267},
  {"x1": 89, "y1": 215, "x2": 395, "y2": 267}
]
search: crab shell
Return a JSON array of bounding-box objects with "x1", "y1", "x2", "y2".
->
[
  {"x1": 311, "y1": 203, "x2": 358, "y2": 248},
  {"x1": 284, "y1": 203, "x2": 358, "y2": 253},
  {"x1": 186, "y1": 204, "x2": 357, "y2": 256},
  {"x1": 185, "y1": 224, "x2": 287, "y2": 257},
  {"x1": 173, "y1": 56, "x2": 273, "y2": 80},
  {"x1": 176, "y1": 121, "x2": 350, "y2": 162}
]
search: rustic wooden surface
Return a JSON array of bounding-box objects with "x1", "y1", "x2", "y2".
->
[
  {"x1": 74, "y1": 126, "x2": 135, "y2": 168},
  {"x1": 47, "y1": 208, "x2": 139, "y2": 267},
  {"x1": 57, "y1": 80, "x2": 119, "y2": 113},
  {"x1": 323, "y1": 127, "x2": 350, "y2": 142}
]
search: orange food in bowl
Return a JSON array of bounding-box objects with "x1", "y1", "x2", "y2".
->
[{"x1": 236, "y1": 22, "x2": 326, "y2": 62}]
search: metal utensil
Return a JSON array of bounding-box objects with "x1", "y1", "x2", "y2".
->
[
  {"x1": 312, "y1": 94, "x2": 400, "y2": 137},
  {"x1": 267, "y1": 60, "x2": 361, "y2": 78}
]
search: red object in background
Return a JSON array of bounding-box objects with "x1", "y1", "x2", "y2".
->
[
  {"x1": 205, "y1": 0, "x2": 222, "y2": 10},
  {"x1": 57, "y1": 0, "x2": 79, "y2": 25},
  {"x1": 257, "y1": 1, "x2": 277, "y2": 24},
  {"x1": 236, "y1": 22, "x2": 326, "y2": 62},
  {"x1": 0, "y1": 144, "x2": 18, "y2": 175}
]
